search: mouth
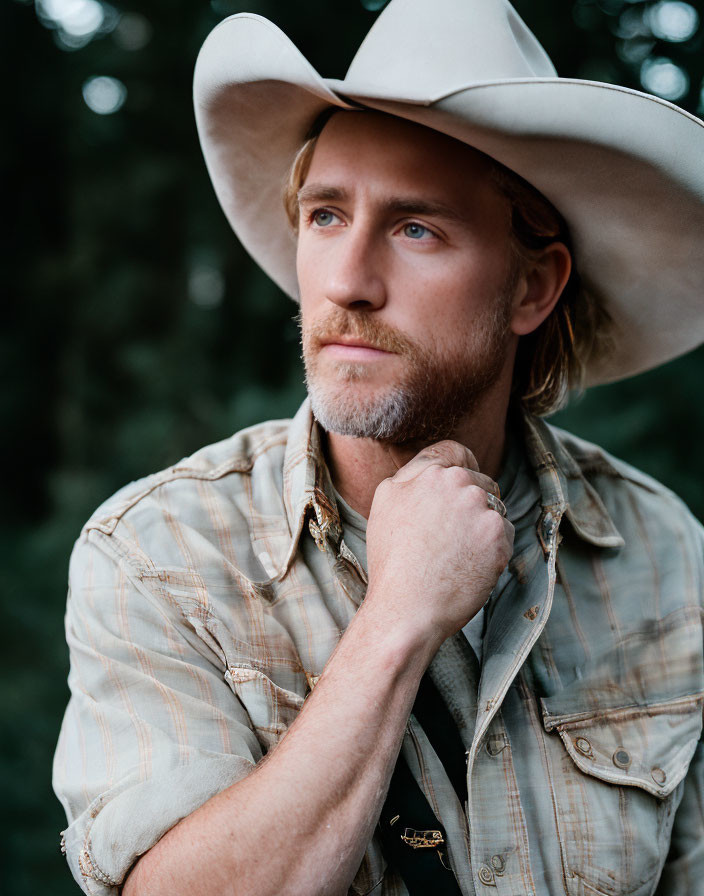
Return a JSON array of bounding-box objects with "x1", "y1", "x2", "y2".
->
[{"x1": 319, "y1": 337, "x2": 396, "y2": 361}]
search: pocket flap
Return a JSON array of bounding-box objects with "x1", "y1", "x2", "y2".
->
[{"x1": 541, "y1": 695, "x2": 703, "y2": 798}]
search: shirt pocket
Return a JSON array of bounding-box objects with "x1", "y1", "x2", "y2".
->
[
  {"x1": 541, "y1": 695, "x2": 703, "y2": 896},
  {"x1": 225, "y1": 664, "x2": 305, "y2": 752}
]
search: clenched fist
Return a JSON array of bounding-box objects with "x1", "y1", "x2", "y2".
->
[{"x1": 365, "y1": 440, "x2": 514, "y2": 655}]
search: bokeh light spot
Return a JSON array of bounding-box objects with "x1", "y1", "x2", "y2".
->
[
  {"x1": 189, "y1": 265, "x2": 225, "y2": 309},
  {"x1": 617, "y1": 37, "x2": 656, "y2": 64},
  {"x1": 37, "y1": 0, "x2": 103, "y2": 37},
  {"x1": 617, "y1": 5, "x2": 650, "y2": 39},
  {"x1": 648, "y1": 1, "x2": 699, "y2": 42},
  {"x1": 113, "y1": 13, "x2": 152, "y2": 51},
  {"x1": 640, "y1": 56, "x2": 689, "y2": 99},
  {"x1": 82, "y1": 75, "x2": 127, "y2": 114}
]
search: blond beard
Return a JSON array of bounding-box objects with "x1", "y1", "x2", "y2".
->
[{"x1": 299, "y1": 285, "x2": 515, "y2": 445}]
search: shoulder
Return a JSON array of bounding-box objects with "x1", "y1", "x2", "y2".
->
[
  {"x1": 549, "y1": 421, "x2": 688, "y2": 501},
  {"x1": 545, "y1": 420, "x2": 704, "y2": 558},
  {"x1": 73, "y1": 417, "x2": 294, "y2": 581}
]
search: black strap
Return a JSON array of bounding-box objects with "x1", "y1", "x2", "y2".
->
[
  {"x1": 377, "y1": 674, "x2": 467, "y2": 895},
  {"x1": 413, "y1": 674, "x2": 468, "y2": 808}
]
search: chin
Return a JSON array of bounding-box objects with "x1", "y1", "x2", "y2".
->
[{"x1": 308, "y1": 379, "x2": 409, "y2": 440}]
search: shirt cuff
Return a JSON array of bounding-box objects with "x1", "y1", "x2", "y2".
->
[{"x1": 61, "y1": 754, "x2": 254, "y2": 895}]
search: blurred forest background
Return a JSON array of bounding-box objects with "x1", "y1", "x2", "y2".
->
[{"x1": 3, "y1": 0, "x2": 704, "y2": 892}]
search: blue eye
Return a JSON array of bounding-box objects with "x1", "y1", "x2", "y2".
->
[
  {"x1": 403, "y1": 223, "x2": 430, "y2": 239},
  {"x1": 313, "y1": 210, "x2": 336, "y2": 227}
]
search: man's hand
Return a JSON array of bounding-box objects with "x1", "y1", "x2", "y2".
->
[{"x1": 366, "y1": 440, "x2": 514, "y2": 653}]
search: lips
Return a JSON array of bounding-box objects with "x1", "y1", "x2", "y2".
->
[
  {"x1": 320, "y1": 337, "x2": 391, "y2": 351},
  {"x1": 319, "y1": 340, "x2": 394, "y2": 360}
]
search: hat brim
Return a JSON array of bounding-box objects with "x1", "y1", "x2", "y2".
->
[{"x1": 194, "y1": 14, "x2": 704, "y2": 388}]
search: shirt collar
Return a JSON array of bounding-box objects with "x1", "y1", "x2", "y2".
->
[
  {"x1": 521, "y1": 411, "x2": 625, "y2": 549},
  {"x1": 280, "y1": 398, "x2": 343, "y2": 577},
  {"x1": 277, "y1": 399, "x2": 624, "y2": 579}
]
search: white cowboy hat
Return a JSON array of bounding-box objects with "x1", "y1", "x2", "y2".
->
[{"x1": 193, "y1": 0, "x2": 704, "y2": 387}]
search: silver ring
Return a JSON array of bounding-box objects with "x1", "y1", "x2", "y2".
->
[{"x1": 486, "y1": 493, "x2": 507, "y2": 517}]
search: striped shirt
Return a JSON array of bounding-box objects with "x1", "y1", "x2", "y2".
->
[{"x1": 53, "y1": 398, "x2": 704, "y2": 895}]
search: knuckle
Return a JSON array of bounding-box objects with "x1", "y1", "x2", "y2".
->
[
  {"x1": 466, "y1": 484, "x2": 486, "y2": 504},
  {"x1": 445, "y1": 465, "x2": 469, "y2": 487},
  {"x1": 423, "y1": 463, "x2": 444, "y2": 480},
  {"x1": 487, "y1": 512, "x2": 505, "y2": 536}
]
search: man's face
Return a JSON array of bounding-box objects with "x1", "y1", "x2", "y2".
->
[{"x1": 296, "y1": 111, "x2": 521, "y2": 444}]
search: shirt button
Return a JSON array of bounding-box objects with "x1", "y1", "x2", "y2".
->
[
  {"x1": 612, "y1": 748, "x2": 631, "y2": 769},
  {"x1": 651, "y1": 767, "x2": 667, "y2": 785},
  {"x1": 575, "y1": 736, "x2": 592, "y2": 757},
  {"x1": 491, "y1": 854, "x2": 506, "y2": 874},
  {"x1": 478, "y1": 864, "x2": 496, "y2": 886}
]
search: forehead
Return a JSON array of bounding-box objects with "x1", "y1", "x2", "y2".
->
[{"x1": 305, "y1": 110, "x2": 502, "y2": 210}]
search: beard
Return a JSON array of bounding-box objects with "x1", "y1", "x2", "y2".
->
[{"x1": 299, "y1": 284, "x2": 515, "y2": 445}]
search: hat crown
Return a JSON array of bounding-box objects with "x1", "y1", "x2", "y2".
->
[{"x1": 343, "y1": 0, "x2": 556, "y2": 101}]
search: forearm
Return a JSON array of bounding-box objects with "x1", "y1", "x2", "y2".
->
[{"x1": 123, "y1": 596, "x2": 435, "y2": 896}]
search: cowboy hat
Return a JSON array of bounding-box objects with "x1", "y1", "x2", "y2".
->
[{"x1": 193, "y1": 0, "x2": 704, "y2": 387}]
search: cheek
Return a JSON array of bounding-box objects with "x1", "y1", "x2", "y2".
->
[
  {"x1": 296, "y1": 244, "x2": 326, "y2": 313},
  {"x1": 397, "y1": 246, "x2": 508, "y2": 296},
  {"x1": 394, "y1": 258, "x2": 503, "y2": 330},
  {"x1": 295, "y1": 238, "x2": 311, "y2": 290},
  {"x1": 296, "y1": 234, "x2": 343, "y2": 301}
]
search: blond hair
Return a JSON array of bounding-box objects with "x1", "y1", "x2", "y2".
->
[{"x1": 284, "y1": 114, "x2": 608, "y2": 416}]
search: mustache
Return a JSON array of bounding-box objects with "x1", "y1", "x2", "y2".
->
[{"x1": 298, "y1": 309, "x2": 420, "y2": 355}]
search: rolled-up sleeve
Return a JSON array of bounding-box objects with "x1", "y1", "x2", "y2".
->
[{"x1": 53, "y1": 529, "x2": 263, "y2": 896}]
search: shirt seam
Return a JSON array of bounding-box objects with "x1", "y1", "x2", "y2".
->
[
  {"x1": 85, "y1": 431, "x2": 289, "y2": 534},
  {"x1": 78, "y1": 528, "x2": 229, "y2": 662}
]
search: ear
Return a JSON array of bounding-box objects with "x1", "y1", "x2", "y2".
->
[{"x1": 510, "y1": 242, "x2": 572, "y2": 337}]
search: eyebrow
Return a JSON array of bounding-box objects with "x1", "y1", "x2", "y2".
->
[{"x1": 297, "y1": 183, "x2": 468, "y2": 225}]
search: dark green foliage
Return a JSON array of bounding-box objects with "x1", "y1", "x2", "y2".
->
[{"x1": 3, "y1": 0, "x2": 703, "y2": 892}]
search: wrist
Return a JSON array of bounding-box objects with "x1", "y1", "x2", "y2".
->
[{"x1": 355, "y1": 586, "x2": 442, "y2": 674}]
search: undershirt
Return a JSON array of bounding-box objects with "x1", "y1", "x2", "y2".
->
[{"x1": 333, "y1": 430, "x2": 542, "y2": 663}]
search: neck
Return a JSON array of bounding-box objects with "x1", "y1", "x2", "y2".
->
[{"x1": 323, "y1": 387, "x2": 512, "y2": 520}]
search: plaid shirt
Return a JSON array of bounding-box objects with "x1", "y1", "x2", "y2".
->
[{"x1": 53, "y1": 399, "x2": 704, "y2": 895}]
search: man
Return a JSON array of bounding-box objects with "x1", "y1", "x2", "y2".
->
[{"x1": 53, "y1": 0, "x2": 704, "y2": 894}]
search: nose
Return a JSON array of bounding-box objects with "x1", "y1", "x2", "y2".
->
[{"x1": 323, "y1": 225, "x2": 387, "y2": 312}]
